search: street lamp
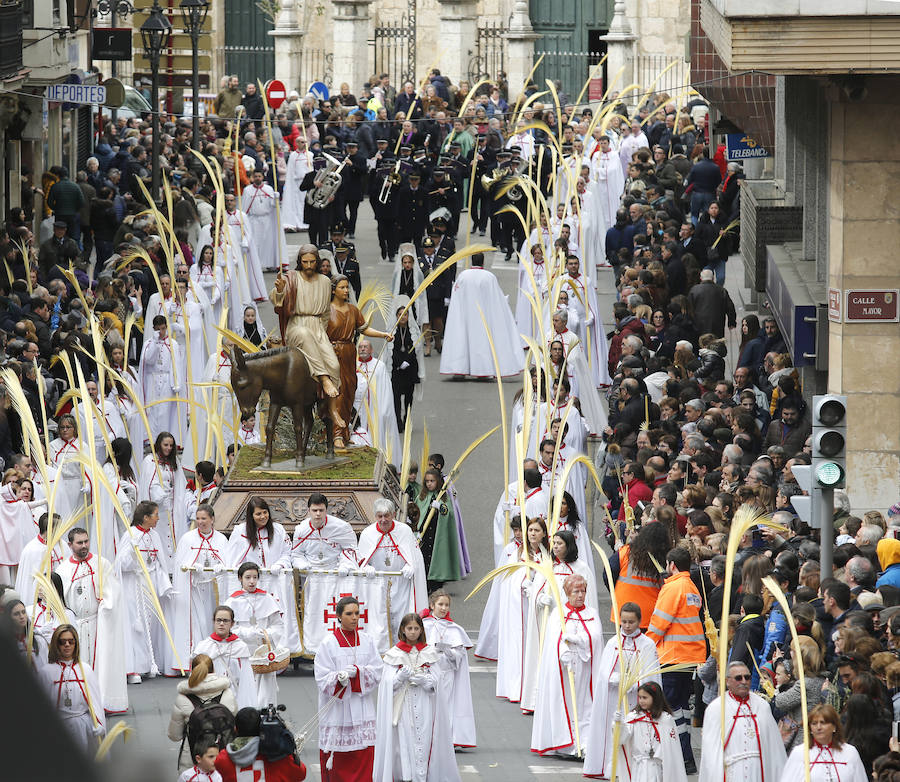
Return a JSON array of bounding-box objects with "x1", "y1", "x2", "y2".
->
[
  {"x1": 140, "y1": 0, "x2": 172, "y2": 204},
  {"x1": 180, "y1": 0, "x2": 208, "y2": 154}
]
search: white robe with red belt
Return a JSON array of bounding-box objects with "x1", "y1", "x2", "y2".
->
[
  {"x1": 780, "y1": 741, "x2": 868, "y2": 782},
  {"x1": 422, "y1": 610, "x2": 476, "y2": 748},
  {"x1": 39, "y1": 660, "x2": 106, "y2": 750},
  {"x1": 225, "y1": 588, "x2": 284, "y2": 708},
  {"x1": 15, "y1": 533, "x2": 64, "y2": 604},
  {"x1": 192, "y1": 632, "x2": 257, "y2": 710}
]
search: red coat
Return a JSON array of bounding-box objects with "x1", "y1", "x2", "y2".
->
[
  {"x1": 215, "y1": 748, "x2": 306, "y2": 782},
  {"x1": 607, "y1": 316, "x2": 648, "y2": 375},
  {"x1": 616, "y1": 477, "x2": 653, "y2": 521}
]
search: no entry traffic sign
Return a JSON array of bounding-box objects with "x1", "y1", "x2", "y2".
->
[{"x1": 265, "y1": 79, "x2": 287, "y2": 110}]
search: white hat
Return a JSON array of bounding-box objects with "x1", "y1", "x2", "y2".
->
[
  {"x1": 399, "y1": 242, "x2": 416, "y2": 259},
  {"x1": 242, "y1": 155, "x2": 256, "y2": 173}
]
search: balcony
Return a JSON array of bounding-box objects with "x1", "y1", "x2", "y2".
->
[{"x1": 0, "y1": 1, "x2": 24, "y2": 81}]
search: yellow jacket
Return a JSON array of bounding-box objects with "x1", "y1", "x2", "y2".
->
[{"x1": 645, "y1": 570, "x2": 706, "y2": 664}]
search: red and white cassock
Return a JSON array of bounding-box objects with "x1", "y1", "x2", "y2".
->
[
  {"x1": 291, "y1": 515, "x2": 358, "y2": 655},
  {"x1": 474, "y1": 539, "x2": 521, "y2": 662},
  {"x1": 48, "y1": 436, "x2": 89, "y2": 528},
  {"x1": 192, "y1": 631, "x2": 257, "y2": 710},
  {"x1": 138, "y1": 454, "x2": 188, "y2": 571},
  {"x1": 781, "y1": 740, "x2": 868, "y2": 782},
  {"x1": 39, "y1": 659, "x2": 106, "y2": 750},
  {"x1": 138, "y1": 333, "x2": 187, "y2": 446},
  {"x1": 583, "y1": 628, "x2": 661, "y2": 779},
  {"x1": 225, "y1": 587, "x2": 284, "y2": 709},
  {"x1": 356, "y1": 521, "x2": 427, "y2": 653},
  {"x1": 172, "y1": 526, "x2": 230, "y2": 673},
  {"x1": 530, "y1": 601, "x2": 603, "y2": 756},
  {"x1": 609, "y1": 709, "x2": 687, "y2": 782},
  {"x1": 15, "y1": 532, "x2": 64, "y2": 604}
]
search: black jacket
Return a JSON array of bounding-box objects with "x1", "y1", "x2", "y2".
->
[
  {"x1": 688, "y1": 280, "x2": 737, "y2": 338},
  {"x1": 730, "y1": 614, "x2": 765, "y2": 670}
]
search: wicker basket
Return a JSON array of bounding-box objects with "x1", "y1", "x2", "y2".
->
[{"x1": 250, "y1": 630, "x2": 290, "y2": 674}]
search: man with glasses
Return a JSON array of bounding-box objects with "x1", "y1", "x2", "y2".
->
[{"x1": 699, "y1": 660, "x2": 786, "y2": 782}]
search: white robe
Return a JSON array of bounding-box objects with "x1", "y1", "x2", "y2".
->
[
  {"x1": 57, "y1": 553, "x2": 129, "y2": 712},
  {"x1": 290, "y1": 515, "x2": 358, "y2": 656},
  {"x1": 139, "y1": 334, "x2": 187, "y2": 446},
  {"x1": 192, "y1": 633, "x2": 257, "y2": 710},
  {"x1": 613, "y1": 709, "x2": 687, "y2": 782},
  {"x1": 314, "y1": 630, "x2": 382, "y2": 755},
  {"x1": 15, "y1": 533, "x2": 64, "y2": 604},
  {"x1": 224, "y1": 523, "x2": 298, "y2": 657},
  {"x1": 138, "y1": 455, "x2": 188, "y2": 570},
  {"x1": 353, "y1": 356, "x2": 401, "y2": 467},
  {"x1": 356, "y1": 521, "x2": 428, "y2": 652},
  {"x1": 780, "y1": 742, "x2": 868, "y2": 782},
  {"x1": 225, "y1": 588, "x2": 284, "y2": 708},
  {"x1": 699, "y1": 691, "x2": 787, "y2": 782},
  {"x1": 47, "y1": 437, "x2": 89, "y2": 532},
  {"x1": 169, "y1": 298, "x2": 206, "y2": 404},
  {"x1": 590, "y1": 149, "x2": 625, "y2": 230},
  {"x1": 39, "y1": 660, "x2": 106, "y2": 750},
  {"x1": 515, "y1": 257, "x2": 550, "y2": 344},
  {"x1": 189, "y1": 262, "x2": 226, "y2": 352},
  {"x1": 186, "y1": 350, "x2": 236, "y2": 469},
  {"x1": 561, "y1": 272, "x2": 612, "y2": 387},
  {"x1": 94, "y1": 462, "x2": 136, "y2": 563},
  {"x1": 226, "y1": 208, "x2": 267, "y2": 302},
  {"x1": 242, "y1": 183, "x2": 287, "y2": 273},
  {"x1": 116, "y1": 524, "x2": 178, "y2": 676},
  {"x1": 422, "y1": 613, "x2": 476, "y2": 748},
  {"x1": 282, "y1": 149, "x2": 311, "y2": 230},
  {"x1": 530, "y1": 603, "x2": 603, "y2": 755},
  {"x1": 440, "y1": 267, "x2": 524, "y2": 378},
  {"x1": 474, "y1": 540, "x2": 521, "y2": 662},
  {"x1": 172, "y1": 527, "x2": 229, "y2": 671},
  {"x1": 373, "y1": 643, "x2": 461, "y2": 782},
  {"x1": 582, "y1": 629, "x2": 662, "y2": 779}
]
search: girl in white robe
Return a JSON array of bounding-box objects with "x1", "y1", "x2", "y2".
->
[
  {"x1": 422, "y1": 590, "x2": 476, "y2": 748},
  {"x1": 190, "y1": 246, "x2": 225, "y2": 349},
  {"x1": 225, "y1": 562, "x2": 285, "y2": 709},
  {"x1": 139, "y1": 432, "x2": 188, "y2": 570},
  {"x1": 583, "y1": 604, "x2": 662, "y2": 779},
  {"x1": 373, "y1": 613, "x2": 460, "y2": 782},
  {"x1": 550, "y1": 492, "x2": 596, "y2": 583},
  {"x1": 48, "y1": 414, "x2": 90, "y2": 535},
  {"x1": 224, "y1": 497, "x2": 298, "y2": 655},
  {"x1": 139, "y1": 318, "x2": 187, "y2": 447},
  {"x1": 191, "y1": 604, "x2": 257, "y2": 710},
  {"x1": 474, "y1": 516, "x2": 522, "y2": 661},
  {"x1": 39, "y1": 624, "x2": 106, "y2": 751},
  {"x1": 96, "y1": 437, "x2": 137, "y2": 563},
  {"x1": 609, "y1": 682, "x2": 687, "y2": 782}
]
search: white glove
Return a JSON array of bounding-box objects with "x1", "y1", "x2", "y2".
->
[
  {"x1": 363, "y1": 565, "x2": 376, "y2": 578},
  {"x1": 212, "y1": 562, "x2": 226, "y2": 575},
  {"x1": 92, "y1": 722, "x2": 106, "y2": 737},
  {"x1": 608, "y1": 671, "x2": 620, "y2": 684},
  {"x1": 522, "y1": 582, "x2": 533, "y2": 598},
  {"x1": 538, "y1": 592, "x2": 555, "y2": 608},
  {"x1": 269, "y1": 563, "x2": 283, "y2": 575},
  {"x1": 430, "y1": 500, "x2": 442, "y2": 511},
  {"x1": 344, "y1": 665, "x2": 358, "y2": 679},
  {"x1": 400, "y1": 361, "x2": 410, "y2": 370},
  {"x1": 292, "y1": 555, "x2": 310, "y2": 571},
  {"x1": 396, "y1": 667, "x2": 411, "y2": 683},
  {"x1": 409, "y1": 672, "x2": 425, "y2": 687},
  {"x1": 172, "y1": 386, "x2": 181, "y2": 394},
  {"x1": 337, "y1": 670, "x2": 350, "y2": 686},
  {"x1": 443, "y1": 297, "x2": 450, "y2": 306},
  {"x1": 401, "y1": 564, "x2": 415, "y2": 580},
  {"x1": 613, "y1": 710, "x2": 624, "y2": 723},
  {"x1": 560, "y1": 649, "x2": 574, "y2": 667},
  {"x1": 337, "y1": 564, "x2": 350, "y2": 577},
  {"x1": 80, "y1": 482, "x2": 91, "y2": 495},
  {"x1": 562, "y1": 632, "x2": 580, "y2": 645}
]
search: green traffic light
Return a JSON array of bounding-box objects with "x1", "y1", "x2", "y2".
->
[{"x1": 816, "y1": 461, "x2": 845, "y2": 487}]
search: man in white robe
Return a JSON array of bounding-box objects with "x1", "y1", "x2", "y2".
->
[
  {"x1": 440, "y1": 253, "x2": 524, "y2": 379},
  {"x1": 356, "y1": 498, "x2": 427, "y2": 652},
  {"x1": 138, "y1": 315, "x2": 187, "y2": 447},
  {"x1": 116, "y1": 502, "x2": 179, "y2": 681},
  {"x1": 282, "y1": 139, "x2": 311, "y2": 232},
  {"x1": 699, "y1": 661, "x2": 787, "y2": 782},
  {"x1": 145, "y1": 273, "x2": 175, "y2": 326},
  {"x1": 224, "y1": 193, "x2": 267, "y2": 302},
  {"x1": 353, "y1": 340, "x2": 401, "y2": 466},
  {"x1": 56, "y1": 526, "x2": 128, "y2": 713},
  {"x1": 515, "y1": 244, "x2": 550, "y2": 344},
  {"x1": 530, "y1": 574, "x2": 603, "y2": 756},
  {"x1": 582, "y1": 602, "x2": 661, "y2": 778},
  {"x1": 492, "y1": 459, "x2": 540, "y2": 566},
  {"x1": 290, "y1": 493, "x2": 358, "y2": 655},
  {"x1": 619, "y1": 120, "x2": 649, "y2": 176},
  {"x1": 242, "y1": 169, "x2": 288, "y2": 273},
  {"x1": 15, "y1": 512, "x2": 64, "y2": 604},
  {"x1": 561, "y1": 255, "x2": 611, "y2": 387},
  {"x1": 590, "y1": 135, "x2": 625, "y2": 232}
]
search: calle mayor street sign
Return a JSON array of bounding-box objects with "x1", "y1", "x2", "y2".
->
[{"x1": 47, "y1": 83, "x2": 107, "y2": 105}]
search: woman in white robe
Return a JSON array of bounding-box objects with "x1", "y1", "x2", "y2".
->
[
  {"x1": 530, "y1": 573, "x2": 603, "y2": 756},
  {"x1": 139, "y1": 432, "x2": 188, "y2": 570},
  {"x1": 373, "y1": 612, "x2": 460, "y2": 782},
  {"x1": 282, "y1": 140, "x2": 311, "y2": 231},
  {"x1": 0, "y1": 478, "x2": 37, "y2": 584},
  {"x1": 583, "y1": 604, "x2": 662, "y2": 779},
  {"x1": 190, "y1": 246, "x2": 226, "y2": 348},
  {"x1": 47, "y1": 414, "x2": 89, "y2": 535},
  {"x1": 474, "y1": 518, "x2": 522, "y2": 661},
  {"x1": 779, "y1": 703, "x2": 867, "y2": 782},
  {"x1": 96, "y1": 437, "x2": 138, "y2": 564},
  {"x1": 225, "y1": 562, "x2": 285, "y2": 709},
  {"x1": 192, "y1": 605, "x2": 257, "y2": 710},
  {"x1": 608, "y1": 682, "x2": 687, "y2": 782},
  {"x1": 422, "y1": 590, "x2": 476, "y2": 748},
  {"x1": 224, "y1": 497, "x2": 298, "y2": 655},
  {"x1": 39, "y1": 624, "x2": 106, "y2": 751},
  {"x1": 550, "y1": 491, "x2": 596, "y2": 583}
]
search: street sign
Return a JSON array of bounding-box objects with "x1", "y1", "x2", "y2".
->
[
  {"x1": 828, "y1": 287, "x2": 841, "y2": 323},
  {"x1": 308, "y1": 81, "x2": 329, "y2": 102},
  {"x1": 133, "y1": 53, "x2": 211, "y2": 72},
  {"x1": 92, "y1": 28, "x2": 132, "y2": 61},
  {"x1": 47, "y1": 83, "x2": 107, "y2": 105},
  {"x1": 133, "y1": 73, "x2": 211, "y2": 90},
  {"x1": 102, "y1": 78, "x2": 125, "y2": 108},
  {"x1": 844, "y1": 289, "x2": 899, "y2": 322},
  {"x1": 725, "y1": 133, "x2": 770, "y2": 161},
  {"x1": 265, "y1": 79, "x2": 287, "y2": 109}
]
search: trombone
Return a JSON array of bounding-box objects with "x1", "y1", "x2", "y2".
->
[{"x1": 378, "y1": 159, "x2": 403, "y2": 204}]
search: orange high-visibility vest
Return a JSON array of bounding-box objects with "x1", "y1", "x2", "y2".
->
[
  {"x1": 612, "y1": 545, "x2": 662, "y2": 629},
  {"x1": 645, "y1": 570, "x2": 706, "y2": 664}
]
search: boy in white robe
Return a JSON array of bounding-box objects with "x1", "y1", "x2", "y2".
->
[
  {"x1": 242, "y1": 169, "x2": 287, "y2": 273},
  {"x1": 15, "y1": 511, "x2": 64, "y2": 605},
  {"x1": 139, "y1": 315, "x2": 187, "y2": 447}
]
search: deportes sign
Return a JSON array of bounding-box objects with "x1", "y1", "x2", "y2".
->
[
  {"x1": 725, "y1": 133, "x2": 770, "y2": 161},
  {"x1": 47, "y1": 83, "x2": 107, "y2": 105}
]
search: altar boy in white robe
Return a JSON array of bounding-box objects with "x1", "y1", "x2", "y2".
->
[{"x1": 530, "y1": 574, "x2": 603, "y2": 756}]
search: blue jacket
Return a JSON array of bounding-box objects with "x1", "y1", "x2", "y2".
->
[
  {"x1": 877, "y1": 563, "x2": 900, "y2": 590},
  {"x1": 759, "y1": 605, "x2": 789, "y2": 665}
]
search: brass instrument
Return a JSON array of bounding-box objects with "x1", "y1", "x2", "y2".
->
[
  {"x1": 506, "y1": 158, "x2": 529, "y2": 202},
  {"x1": 306, "y1": 153, "x2": 347, "y2": 209},
  {"x1": 480, "y1": 165, "x2": 507, "y2": 192},
  {"x1": 378, "y1": 159, "x2": 402, "y2": 205}
]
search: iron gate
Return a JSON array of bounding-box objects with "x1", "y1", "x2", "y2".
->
[
  {"x1": 468, "y1": 21, "x2": 507, "y2": 85},
  {"x1": 223, "y1": 0, "x2": 275, "y2": 83},
  {"x1": 372, "y1": 0, "x2": 416, "y2": 87}
]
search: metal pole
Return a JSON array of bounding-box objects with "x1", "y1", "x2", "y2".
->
[
  {"x1": 190, "y1": 25, "x2": 200, "y2": 152},
  {"x1": 111, "y1": 4, "x2": 118, "y2": 125},
  {"x1": 151, "y1": 52, "x2": 161, "y2": 203},
  {"x1": 819, "y1": 487, "x2": 834, "y2": 577}
]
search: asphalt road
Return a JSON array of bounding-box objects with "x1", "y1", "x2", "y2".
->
[{"x1": 99, "y1": 203, "x2": 736, "y2": 779}]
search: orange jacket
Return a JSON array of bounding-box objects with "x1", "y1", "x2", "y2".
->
[
  {"x1": 645, "y1": 570, "x2": 706, "y2": 664},
  {"x1": 612, "y1": 545, "x2": 662, "y2": 629}
]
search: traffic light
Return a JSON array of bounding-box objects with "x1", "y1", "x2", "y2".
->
[
  {"x1": 790, "y1": 463, "x2": 815, "y2": 525},
  {"x1": 812, "y1": 394, "x2": 847, "y2": 489}
]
